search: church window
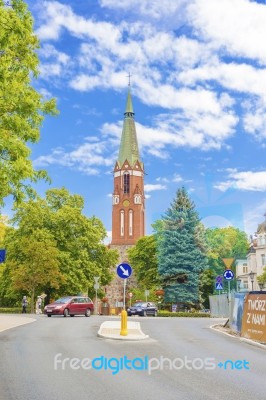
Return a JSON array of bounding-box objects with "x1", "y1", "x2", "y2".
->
[
  {"x1": 120, "y1": 210, "x2": 124, "y2": 236},
  {"x1": 123, "y1": 172, "x2": 130, "y2": 194},
  {"x1": 134, "y1": 195, "x2": 141, "y2": 204},
  {"x1": 129, "y1": 210, "x2": 133, "y2": 236}
]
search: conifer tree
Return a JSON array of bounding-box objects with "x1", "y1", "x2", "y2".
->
[{"x1": 156, "y1": 187, "x2": 207, "y2": 305}]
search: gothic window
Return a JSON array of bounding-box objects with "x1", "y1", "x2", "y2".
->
[
  {"x1": 129, "y1": 210, "x2": 133, "y2": 236},
  {"x1": 134, "y1": 195, "x2": 141, "y2": 204},
  {"x1": 113, "y1": 195, "x2": 119, "y2": 205},
  {"x1": 120, "y1": 210, "x2": 124, "y2": 236},
  {"x1": 123, "y1": 172, "x2": 130, "y2": 194}
]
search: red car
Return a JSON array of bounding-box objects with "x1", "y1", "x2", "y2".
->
[{"x1": 44, "y1": 296, "x2": 94, "y2": 317}]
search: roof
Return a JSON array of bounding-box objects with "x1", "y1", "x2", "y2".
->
[
  {"x1": 257, "y1": 221, "x2": 266, "y2": 234},
  {"x1": 117, "y1": 89, "x2": 142, "y2": 167}
]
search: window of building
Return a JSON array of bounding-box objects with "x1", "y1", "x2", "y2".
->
[
  {"x1": 243, "y1": 281, "x2": 248, "y2": 289},
  {"x1": 113, "y1": 195, "x2": 119, "y2": 205},
  {"x1": 123, "y1": 172, "x2": 130, "y2": 194},
  {"x1": 134, "y1": 195, "x2": 141, "y2": 204},
  {"x1": 120, "y1": 210, "x2": 124, "y2": 236},
  {"x1": 262, "y1": 254, "x2": 266, "y2": 266},
  {"x1": 129, "y1": 210, "x2": 133, "y2": 236},
  {"x1": 243, "y1": 266, "x2": 248, "y2": 273}
]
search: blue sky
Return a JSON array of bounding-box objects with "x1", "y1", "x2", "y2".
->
[{"x1": 4, "y1": 0, "x2": 266, "y2": 242}]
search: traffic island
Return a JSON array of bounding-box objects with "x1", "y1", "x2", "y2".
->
[
  {"x1": 0, "y1": 315, "x2": 36, "y2": 333},
  {"x1": 97, "y1": 320, "x2": 149, "y2": 341}
]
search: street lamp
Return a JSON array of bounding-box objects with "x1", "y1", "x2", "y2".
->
[
  {"x1": 258, "y1": 282, "x2": 264, "y2": 291},
  {"x1": 249, "y1": 271, "x2": 255, "y2": 291}
]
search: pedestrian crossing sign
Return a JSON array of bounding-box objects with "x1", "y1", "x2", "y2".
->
[{"x1": 216, "y1": 282, "x2": 223, "y2": 290}]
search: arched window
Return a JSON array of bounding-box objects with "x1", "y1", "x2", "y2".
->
[
  {"x1": 129, "y1": 210, "x2": 133, "y2": 236},
  {"x1": 120, "y1": 210, "x2": 124, "y2": 236},
  {"x1": 123, "y1": 172, "x2": 130, "y2": 194}
]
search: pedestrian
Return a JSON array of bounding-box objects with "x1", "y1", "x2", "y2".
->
[
  {"x1": 22, "y1": 296, "x2": 28, "y2": 313},
  {"x1": 35, "y1": 296, "x2": 42, "y2": 314}
]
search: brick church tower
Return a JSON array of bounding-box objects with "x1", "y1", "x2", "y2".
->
[
  {"x1": 111, "y1": 87, "x2": 145, "y2": 245},
  {"x1": 105, "y1": 87, "x2": 145, "y2": 307}
]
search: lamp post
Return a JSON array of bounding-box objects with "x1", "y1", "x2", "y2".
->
[
  {"x1": 258, "y1": 282, "x2": 264, "y2": 291},
  {"x1": 249, "y1": 271, "x2": 255, "y2": 291},
  {"x1": 94, "y1": 276, "x2": 100, "y2": 315}
]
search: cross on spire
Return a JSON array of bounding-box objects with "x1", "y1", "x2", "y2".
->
[{"x1": 127, "y1": 72, "x2": 132, "y2": 86}]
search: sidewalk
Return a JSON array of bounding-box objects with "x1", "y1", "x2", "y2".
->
[
  {"x1": 98, "y1": 320, "x2": 149, "y2": 341},
  {"x1": 0, "y1": 314, "x2": 36, "y2": 333}
]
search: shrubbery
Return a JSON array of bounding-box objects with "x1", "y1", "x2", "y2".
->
[{"x1": 158, "y1": 310, "x2": 210, "y2": 317}]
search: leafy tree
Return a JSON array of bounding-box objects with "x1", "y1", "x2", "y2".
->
[
  {"x1": 0, "y1": 0, "x2": 58, "y2": 205},
  {"x1": 156, "y1": 187, "x2": 207, "y2": 305},
  {"x1": 257, "y1": 267, "x2": 266, "y2": 285},
  {"x1": 0, "y1": 188, "x2": 118, "y2": 305},
  {"x1": 205, "y1": 226, "x2": 249, "y2": 276},
  {"x1": 6, "y1": 228, "x2": 63, "y2": 312},
  {"x1": 127, "y1": 235, "x2": 160, "y2": 290},
  {"x1": 0, "y1": 215, "x2": 8, "y2": 246}
]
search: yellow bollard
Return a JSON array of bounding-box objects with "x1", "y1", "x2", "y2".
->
[{"x1": 120, "y1": 309, "x2": 128, "y2": 336}]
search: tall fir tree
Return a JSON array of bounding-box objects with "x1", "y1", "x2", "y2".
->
[{"x1": 156, "y1": 187, "x2": 207, "y2": 305}]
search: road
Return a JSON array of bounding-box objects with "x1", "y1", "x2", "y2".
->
[{"x1": 0, "y1": 315, "x2": 265, "y2": 400}]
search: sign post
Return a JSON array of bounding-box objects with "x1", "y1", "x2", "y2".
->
[
  {"x1": 116, "y1": 263, "x2": 132, "y2": 309},
  {"x1": 116, "y1": 263, "x2": 132, "y2": 337}
]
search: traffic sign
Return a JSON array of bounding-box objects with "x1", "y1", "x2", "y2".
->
[
  {"x1": 223, "y1": 269, "x2": 234, "y2": 280},
  {"x1": 222, "y1": 258, "x2": 234, "y2": 269},
  {"x1": 216, "y1": 282, "x2": 223, "y2": 290},
  {"x1": 216, "y1": 275, "x2": 223, "y2": 283},
  {"x1": 117, "y1": 263, "x2": 132, "y2": 279},
  {"x1": 0, "y1": 249, "x2": 6, "y2": 263}
]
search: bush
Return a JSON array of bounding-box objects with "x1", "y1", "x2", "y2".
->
[
  {"x1": 158, "y1": 310, "x2": 210, "y2": 317},
  {"x1": 0, "y1": 307, "x2": 22, "y2": 314}
]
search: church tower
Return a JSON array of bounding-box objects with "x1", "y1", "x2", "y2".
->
[{"x1": 111, "y1": 88, "x2": 145, "y2": 245}]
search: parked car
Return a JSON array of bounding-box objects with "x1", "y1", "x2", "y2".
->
[
  {"x1": 127, "y1": 302, "x2": 158, "y2": 317},
  {"x1": 44, "y1": 296, "x2": 94, "y2": 317}
]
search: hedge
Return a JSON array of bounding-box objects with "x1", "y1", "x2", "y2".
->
[
  {"x1": 158, "y1": 310, "x2": 210, "y2": 317},
  {"x1": 0, "y1": 308, "x2": 23, "y2": 314}
]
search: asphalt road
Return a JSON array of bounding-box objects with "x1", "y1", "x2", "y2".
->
[{"x1": 0, "y1": 315, "x2": 265, "y2": 400}]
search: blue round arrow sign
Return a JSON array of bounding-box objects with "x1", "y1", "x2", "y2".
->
[
  {"x1": 117, "y1": 263, "x2": 132, "y2": 279},
  {"x1": 223, "y1": 269, "x2": 234, "y2": 280}
]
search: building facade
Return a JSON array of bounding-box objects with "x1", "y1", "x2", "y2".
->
[
  {"x1": 237, "y1": 214, "x2": 266, "y2": 291},
  {"x1": 104, "y1": 88, "x2": 145, "y2": 307},
  {"x1": 111, "y1": 88, "x2": 145, "y2": 245}
]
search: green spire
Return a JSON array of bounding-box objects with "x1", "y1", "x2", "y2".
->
[{"x1": 118, "y1": 88, "x2": 141, "y2": 167}]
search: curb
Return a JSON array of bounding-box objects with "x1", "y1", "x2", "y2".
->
[
  {"x1": 0, "y1": 315, "x2": 36, "y2": 333},
  {"x1": 210, "y1": 324, "x2": 266, "y2": 350},
  {"x1": 97, "y1": 320, "x2": 149, "y2": 341}
]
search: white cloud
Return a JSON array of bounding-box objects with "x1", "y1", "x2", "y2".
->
[
  {"x1": 243, "y1": 100, "x2": 266, "y2": 141},
  {"x1": 172, "y1": 174, "x2": 183, "y2": 183},
  {"x1": 188, "y1": 0, "x2": 266, "y2": 65},
  {"x1": 179, "y1": 62, "x2": 266, "y2": 100},
  {"x1": 215, "y1": 170, "x2": 266, "y2": 192},
  {"x1": 244, "y1": 200, "x2": 266, "y2": 235},
  {"x1": 144, "y1": 184, "x2": 167, "y2": 192},
  {"x1": 34, "y1": 139, "x2": 115, "y2": 175}
]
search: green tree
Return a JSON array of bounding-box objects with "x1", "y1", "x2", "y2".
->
[
  {"x1": 0, "y1": 0, "x2": 57, "y2": 205},
  {"x1": 127, "y1": 235, "x2": 160, "y2": 290},
  {"x1": 257, "y1": 267, "x2": 266, "y2": 285},
  {"x1": 156, "y1": 187, "x2": 207, "y2": 305},
  {"x1": 6, "y1": 228, "x2": 63, "y2": 312},
  {"x1": 0, "y1": 188, "x2": 118, "y2": 305},
  {"x1": 0, "y1": 215, "x2": 8, "y2": 246}
]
